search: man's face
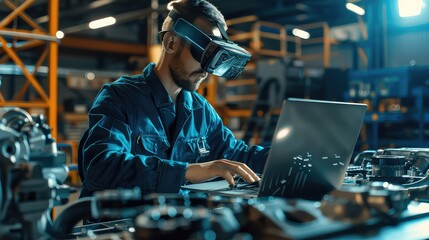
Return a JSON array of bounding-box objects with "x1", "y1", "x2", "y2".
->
[{"x1": 169, "y1": 17, "x2": 221, "y2": 91}]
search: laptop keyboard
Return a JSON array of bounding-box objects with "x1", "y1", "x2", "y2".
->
[
  {"x1": 209, "y1": 174, "x2": 262, "y2": 193},
  {"x1": 230, "y1": 178, "x2": 261, "y2": 193}
]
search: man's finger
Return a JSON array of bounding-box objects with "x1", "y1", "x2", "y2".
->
[
  {"x1": 220, "y1": 170, "x2": 235, "y2": 186},
  {"x1": 217, "y1": 160, "x2": 256, "y2": 183},
  {"x1": 236, "y1": 162, "x2": 260, "y2": 182}
]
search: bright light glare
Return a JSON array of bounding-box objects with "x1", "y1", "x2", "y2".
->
[
  {"x1": 89, "y1": 16, "x2": 116, "y2": 29},
  {"x1": 346, "y1": 3, "x2": 365, "y2": 15},
  {"x1": 86, "y1": 72, "x2": 95, "y2": 80},
  {"x1": 398, "y1": 0, "x2": 424, "y2": 17},
  {"x1": 56, "y1": 30, "x2": 64, "y2": 39},
  {"x1": 292, "y1": 28, "x2": 310, "y2": 40},
  {"x1": 276, "y1": 127, "x2": 291, "y2": 140}
]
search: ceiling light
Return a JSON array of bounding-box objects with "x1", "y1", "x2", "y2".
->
[
  {"x1": 346, "y1": 3, "x2": 365, "y2": 16},
  {"x1": 292, "y1": 28, "x2": 310, "y2": 39},
  {"x1": 398, "y1": 0, "x2": 424, "y2": 17},
  {"x1": 86, "y1": 72, "x2": 95, "y2": 80},
  {"x1": 89, "y1": 16, "x2": 116, "y2": 29},
  {"x1": 56, "y1": 31, "x2": 65, "y2": 39}
]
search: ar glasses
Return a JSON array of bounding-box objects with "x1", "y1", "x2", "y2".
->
[{"x1": 160, "y1": 10, "x2": 251, "y2": 79}]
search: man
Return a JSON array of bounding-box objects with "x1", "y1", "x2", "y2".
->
[{"x1": 79, "y1": 0, "x2": 270, "y2": 198}]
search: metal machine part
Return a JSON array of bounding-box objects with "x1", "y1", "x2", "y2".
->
[
  {"x1": 0, "y1": 107, "x2": 70, "y2": 240},
  {"x1": 320, "y1": 182, "x2": 410, "y2": 223},
  {"x1": 0, "y1": 163, "x2": 55, "y2": 239},
  {"x1": 239, "y1": 194, "x2": 429, "y2": 240},
  {"x1": 371, "y1": 155, "x2": 407, "y2": 177},
  {"x1": 134, "y1": 205, "x2": 211, "y2": 240},
  {"x1": 52, "y1": 189, "x2": 245, "y2": 239},
  {"x1": 352, "y1": 149, "x2": 376, "y2": 167},
  {"x1": 373, "y1": 148, "x2": 429, "y2": 177},
  {"x1": 348, "y1": 148, "x2": 429, "y2": 185},
  {"x1": 51, "y1": 186, "x2": 429, "y2": 240},
  {"x1": 0, "y1": 108, "x2": 32, "y2": 165}
]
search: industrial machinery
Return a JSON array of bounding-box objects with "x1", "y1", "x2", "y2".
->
[
  {"x1": 0, "y1": 107, "x2": 72, "y2": 240},
  {"x1": 49, "y1": 148, "x2": 429, "y2": 239},
  {"x1": 346, "y1": 66, "x2": 429, "y2": 149},
  {"x1": 3, "y1": 107, "x2": 429, "y2": 239},
  {"x1": 50, "y1": 182, "x2": 429, "y2": 239},
  {"x1": 348, "y1": 148, "x2": 429, "y2": 185}
]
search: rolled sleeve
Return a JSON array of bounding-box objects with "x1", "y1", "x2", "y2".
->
[{"x1": 156, "y1": 159, "x2": 189, "y2": 193}]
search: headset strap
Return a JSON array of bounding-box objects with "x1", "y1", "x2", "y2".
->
[
  {"x1": 216, "y1": 22, "x2": 231, "y2": 43},
  {"x1": 168, "y1": 9, "x2": 231, "y2": 42},
  {"x1": 168, "y1": 9, "x2": 182, "y2": 22}
]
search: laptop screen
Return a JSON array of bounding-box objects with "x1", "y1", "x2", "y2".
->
[{"x1": 258, "y1": 98, "x2": 367, "y2": 200}]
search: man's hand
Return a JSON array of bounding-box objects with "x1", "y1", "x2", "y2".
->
[{"x1": 185, "y1": 159, "x2": 260, "y2": 186}]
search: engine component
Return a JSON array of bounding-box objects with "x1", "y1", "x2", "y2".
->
[
  {"x1": 52, "y1": 188, "x2": 246, "y2": 239},
  {"x1": 134, "y1": 205, "x2": 210, "y2": 240},
  {"x1": 371, "y1": 155, "x2": 407, "y2": 177},
  {"x1": 0, "y1": 107, "x2": 70, "y2": 240},
  {"x1": 348, "y1": 148, "x2": 429, "y2": 185},
  {"x1": 320, "y1": 181, "x2": 409, "y2": 223}
]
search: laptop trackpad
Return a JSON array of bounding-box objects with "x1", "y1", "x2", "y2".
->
[
  {"x1": 182, "y1": 179, "x2": 260, "y2": 197},
  {"x1": 182, "y1": 180, "x2": 231, "y2": 191}
]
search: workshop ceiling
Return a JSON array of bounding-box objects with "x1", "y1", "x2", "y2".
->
[{"x1": 0, "y1": 0, "x2": 359, "y2": 43}]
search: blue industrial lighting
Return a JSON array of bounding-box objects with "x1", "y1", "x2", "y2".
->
[
  {"x1": 346, "y1": 3, "x2": 365, "y2": 15},
  {"x1": 398, "y1": 0, "x2": 425, "y2": 17}
]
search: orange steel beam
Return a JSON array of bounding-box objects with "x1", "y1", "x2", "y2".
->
[
  {"x1": 358, "y1": 47, "x2": 368, "y2": 68},
  {"x1": 0, "y1": 0, "x2": 34, "y2": 28},
  {"x1": 251, "y1": 22, "x2": 261, "y2": 51},
  {"x1": 323, "y1": 23, "x2": 330, "y2": 68},
  {"x1": 259, "y1": 21, "x2": 283, "y2": 29},
  {"x1": 0, "y1": 36, "x2": 49, "y2": 102},
  {"x1": 357, "y1": 15, "x2": 368, "y2": 41},
  {"x1": 49, "y1": 0, "x2": 59, "y2": 140},
  {"x1": 12, "y1": 39, "x2": 45, "y2": 51},
  {"x1": 198, "y1": 75, "x2": 218, "y2": 106},
  {"x1": 14, "y1": 48, "x2": 49, "y2": 101},
  {"x1": 0, "y1": 101, "x2": 50, "y2": 108},
  {"x1": 60, "y1": 36, "x2": 147, "y2": 55},
  {"x1": 4, "y1": 0, "x2": 46, "y2": 32},
  {"x1": 0, "y1": 0, "x2": 59, "y2": 141},
  {"x1": 0, "y1": 39, "x2": 45, "y2": 55},
  {"x1": 280, "y1": 26, "x2": 286, "y2": 56},
  {"x1": 15, "y1": 39, "x2": 45, "y2": 49}
]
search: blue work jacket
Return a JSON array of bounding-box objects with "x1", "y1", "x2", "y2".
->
[{"x1": 79, "y1": 63, "x2": 270, "y2": 198}]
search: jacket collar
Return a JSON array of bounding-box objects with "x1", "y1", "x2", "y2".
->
[{"x1": 143, "y1": 63, "x2": 202, "y2": 111}]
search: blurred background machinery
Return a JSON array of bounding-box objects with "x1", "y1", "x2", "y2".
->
[
  {"x1": 0, "y1": 107, "x2": 73, "y2": 239},
  {"x1": 346, "y1": 66, "x2": 429, "y2": 150}
]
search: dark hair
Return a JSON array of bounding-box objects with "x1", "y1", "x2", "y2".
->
[{"x1": 167, "y1": 0, "x2": 226, "y2": 30}]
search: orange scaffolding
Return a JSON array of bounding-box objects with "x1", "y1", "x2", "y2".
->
[
  {"x1": 0, "y1": 0, "x2": 59, "y2": 139},
  {"x1": 296, "y1": 21, "x2": 332, "y2": 68}
]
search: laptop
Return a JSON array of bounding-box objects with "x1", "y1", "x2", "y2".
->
[{"x1": 181, "y1": 98, "x2": 367, "y2": 201}]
